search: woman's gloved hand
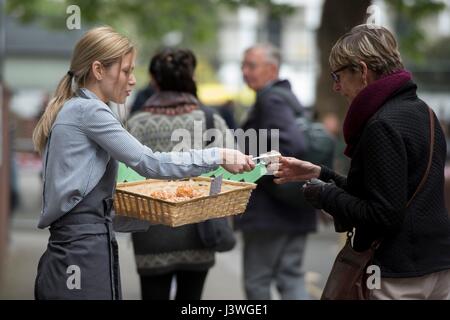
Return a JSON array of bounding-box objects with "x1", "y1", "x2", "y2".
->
[
  {"x1": 304, "y1": 179, "x2": 352, "y2": 232},
  {"x1": 302, "y1": 178, "x2": 333, "y2": 209}
]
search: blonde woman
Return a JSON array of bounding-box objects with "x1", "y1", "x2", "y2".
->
[
  {"x1": 274, "y1": 24, "x2": 450, "y2": 299},
  {"x1": 33, "y1": 26, "x2": 254, "y2": 300}
]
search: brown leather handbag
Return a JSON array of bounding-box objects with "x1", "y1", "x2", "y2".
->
[{"x1": 321, "y1": 107, "x2": 435, "y2": 300}]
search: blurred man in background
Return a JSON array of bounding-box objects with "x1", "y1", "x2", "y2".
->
[{"x1": 235, "y1": 44, "x2": 316, "y2": 300}]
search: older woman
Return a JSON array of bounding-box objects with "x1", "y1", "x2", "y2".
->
[{"x1": 274, "y1": 24, "x2": 450, "y2": 299}]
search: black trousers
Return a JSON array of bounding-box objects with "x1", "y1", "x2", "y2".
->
[{"x1": 140, "y1": 270, "x2": 208, "y2": 300}]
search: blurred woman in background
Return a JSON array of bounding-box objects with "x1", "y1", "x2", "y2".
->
[{"x1": 128, "y1": 48, "x2": 236, "y2": 300}]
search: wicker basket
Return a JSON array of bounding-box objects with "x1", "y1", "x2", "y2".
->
[{"x1": 114, "y1": 176, "x2": 256, "y2": 227}]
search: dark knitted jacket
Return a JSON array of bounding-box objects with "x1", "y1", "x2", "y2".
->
[{"x1": 319, "y1": 81, "x2": 450, "y2": 277}]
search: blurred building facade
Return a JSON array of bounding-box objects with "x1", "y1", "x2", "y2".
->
[
  {"x1": 216, "y1": 0, "x2": 450, "y2": 119},
  {"x1": 217, "y1": 1, "x2": 323, "y2": 108},
  {"x1": 4, "y1": 16, "x2": 84, "y2": 151},
  {"x1": 4, "y1": 0, "x2": 450, "y2": 123},
  {"x1": 411, "y1": 0, "x2": 450, "y2": 121}
]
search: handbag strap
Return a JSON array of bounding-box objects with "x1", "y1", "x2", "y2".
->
[
  {"x1": 406, "y1": 106, "x2": 435, "y2": 208},
  {"x1": 348, "y1": 107, "x2": 436, "y2": 247}
]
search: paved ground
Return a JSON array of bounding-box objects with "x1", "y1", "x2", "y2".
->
[{"x1": 0, "y1": 160, "x2": 341, "y2": 300}]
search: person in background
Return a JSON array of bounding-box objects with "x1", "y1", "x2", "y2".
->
[
  {"x1": 217, "y1": 100, "x2": 238, "y2": 130},
  {"x1": 236, "y1": 43, "x2": 315, "y2": 300},
  {"x1": 321, "y1": 112, "x2": 340, "y2": 138},
  {"x1": 127, "y1": 48, "x2": 236, "y2": 300},
  {"x1": 128, "y1": 57, "x2": 156, "y2": 116},
  {"x1": 321, "y1": 112, "x2": 350, "y2": 175}
]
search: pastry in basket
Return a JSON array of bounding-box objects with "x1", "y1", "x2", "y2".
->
[
  {"x1": 149, "y1": 190, "x2": 172, "y2": 200},
  {"x1": 149, "y1": 184, "x2": 204, "y2": 201},
  {"x1": 175, "y1": 185, "x2": 203, "y2": 198}
]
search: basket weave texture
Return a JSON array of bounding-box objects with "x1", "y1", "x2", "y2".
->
[{"x1": 114, "y1": 176, "x2": 256, "y2": 227}]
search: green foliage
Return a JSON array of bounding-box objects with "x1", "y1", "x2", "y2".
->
[
  {"x1": 218, "y1": 0, "x2": 295, "y2": 17},
  {"x1": 6, "y1": 0, "x2": 219, "y2": 49},
  {"x1": 386, "y1": 0, "x2": 445, "y2": 18},
  {"x1": 384, "y1": 0, "x2": 446, "y2": 63},
  {"x1": 6, "y1": 0, "x2": 295, "y2": 46},
  {"x1": 6, "y1": 0, "x2": 295, "y2": 69},
  {"x1": 425, "y1": 36, "x2": 450, "y2": 61},
  {"x1": 419, "y1": 35, "x2": 450, "y2": 75}
]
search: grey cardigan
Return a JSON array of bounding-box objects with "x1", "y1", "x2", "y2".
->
[{"x1": 39, "y1": 88, "x2": 220, "y2": 228}]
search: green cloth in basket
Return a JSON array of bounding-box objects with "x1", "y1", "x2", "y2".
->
[
  {"x1": 200, "y1": 162, "x2": 267, "y2": 183},
  {"x1": 117, "y1": 163, "x2": 145, "y2": 183},
  {"x1": 117, "y1": 162, "x2": 267, "y2": 184}
]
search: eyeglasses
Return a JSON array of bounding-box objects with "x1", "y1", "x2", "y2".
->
[
  {"x1": 241, "y1": 61, "x2": 266, "y2": 70},
  {"x1": 330, "y1": 65, "x2": 352, "y2": 83}
]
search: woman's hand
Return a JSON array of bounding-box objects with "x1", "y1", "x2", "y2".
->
[
  {"x1": 272, "y1": 157, "x2": 321, "y2": 184},
  {"x1": 220, "y1": 149, "x2": 255, "y2": 174}
]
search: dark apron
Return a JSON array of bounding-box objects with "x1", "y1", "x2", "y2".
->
[{"x1": 35, "y1": 160, "x2": 122, "y2": 300}]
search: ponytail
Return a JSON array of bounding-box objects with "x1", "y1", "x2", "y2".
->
[
  {"x1": 32, "y1": 73, "x2": 73, "y2": 154},
  {"x1": 32, "y1": 26, "x2": 135, "y2": 154}
]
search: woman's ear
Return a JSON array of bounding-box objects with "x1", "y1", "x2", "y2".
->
[
  {"x1": 359, "y1": 61, "x2": 368, "y2": 86},
  {"x1": 92, "y1": 61, "x2": 103, "y2": 81}
]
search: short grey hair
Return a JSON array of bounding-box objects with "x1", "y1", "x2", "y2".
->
[
  {"x1": 329, "y1": 24, "x2": 404, "y2": 76},
  {"x1": 245, "y1": 43, "x2": 281, "y2": 67}
]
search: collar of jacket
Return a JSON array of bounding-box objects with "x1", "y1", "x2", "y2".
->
[
  {"x1": 343, "y1": 70, "x2": 412, "y2": 158},
  {"x1": 256, "y1": 79, "x2": 290, "y2": 98},
  {"x1": 143, "y1": 91, "x2": 199, "y2": 108},
  {"x1": 77, "y1": 87, "x2": 102, "y2": 101}
]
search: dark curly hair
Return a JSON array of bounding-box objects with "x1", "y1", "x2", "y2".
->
[{"x1": 149, "y1": 48, "x2": 198, "y2": 97}]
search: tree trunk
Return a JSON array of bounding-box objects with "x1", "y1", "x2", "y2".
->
[{"x1": 315, "y1": 0, "x2": 371, "y2": 121}]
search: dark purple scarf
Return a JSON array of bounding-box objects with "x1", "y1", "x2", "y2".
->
[{"x1": 343, "y1": 70, "x2": 412, "y2": 158}]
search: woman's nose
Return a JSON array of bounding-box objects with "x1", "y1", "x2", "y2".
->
[
  {"x1": 333, "y1": 81, "x2": 341, "y2": 92},
  {"x1": 129, "y1": 74, "x2": 136, "y2": 86}
]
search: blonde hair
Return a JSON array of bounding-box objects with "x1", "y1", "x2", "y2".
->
[
  {"x1": 33, "y1": 26, "x2": 135, "y2": 154},
  {"x1": 329, "y1": 24, "x2": 403, "y2": 76}
]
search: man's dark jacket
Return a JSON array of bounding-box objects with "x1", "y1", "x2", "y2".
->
[{"x1": 234, "y1": 79, "x2": 317, "y2": 233}]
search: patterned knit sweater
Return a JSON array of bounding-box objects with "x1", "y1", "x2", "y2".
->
[{"x1": 127, "y1": 91, "x2": 232, "y2": 275}]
